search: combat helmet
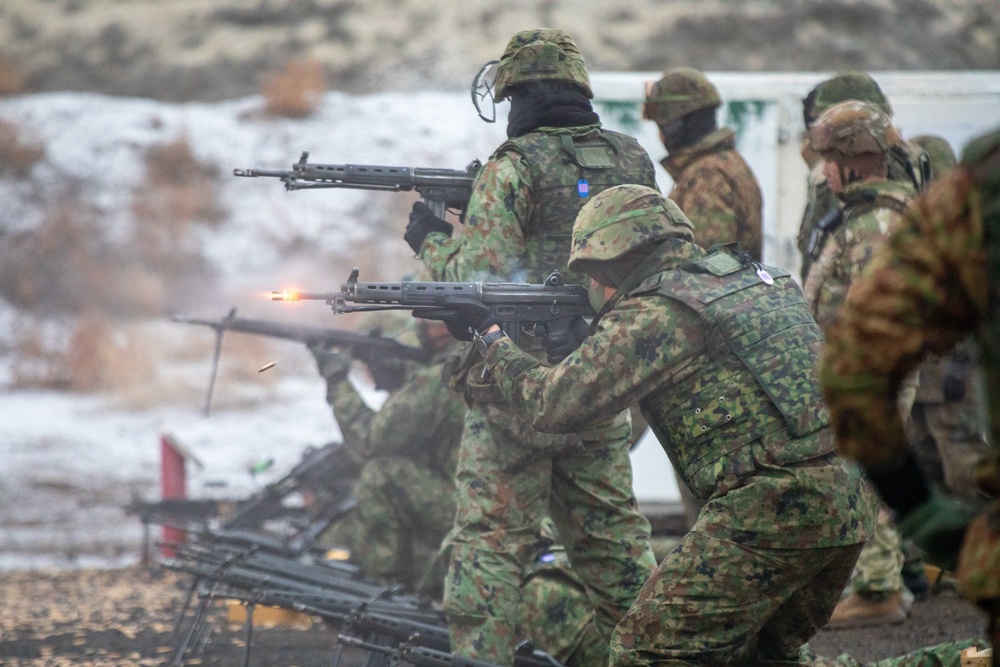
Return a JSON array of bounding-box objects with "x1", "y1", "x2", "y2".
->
[
  {"x1": 808, "y1": 100, "x2": 902, "y2": 158},
  {"x1": 909, "y1": 134, "x2": 957, "y2": 180},
  {"x1": 568, "y1": 184, "x2": 694, "y2": 279},
  {"x1": 492, "y1": 28, "x2": 592, "y2": 101},
  {"x1": 806, "y1": 71, "x2": 893, "y2": 126},
  {"x1": 642, "y1": 67, "x2": 721, "y2": 126}
]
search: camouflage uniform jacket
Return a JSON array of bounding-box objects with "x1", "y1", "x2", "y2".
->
[
  {"x1": 803, "y1": 178, "x2": 915, "y2": 329},
  {"x1": 418, "y1": 124, "x2": 657, "y2": 285},
  {"x1": 327, "y1": 346, "x2": 465, "y2": 476},
  {"x1": 820, "y1": 130, "x2": 1000, "y2": 490},
  {"x1": 662, "y1": 127, "x2": 764, "y2": 261},
  {"x1": 820, "y1": 128, "x2": 1000, "y2": 602},
  {"x1": 485, "y1": 241, "x2": 875, "y2": 549}
]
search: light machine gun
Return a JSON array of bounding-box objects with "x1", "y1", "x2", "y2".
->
[
  {"x1": 171, "y1": 310, "x2": 429, "y2": 414},
  {"x1": 271, "y1": 269, "x2": 595, "y2": 346},
  {"x1": 234, "y1": 151, "x2": 483, "y2": 219}
]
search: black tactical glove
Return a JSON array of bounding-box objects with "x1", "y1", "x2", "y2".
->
[
  {"x1": 414, "y1": 296, "x2": 498, "y2": 342},
  {"x1": 308, "y1": 343, "x2": 351, "y2": 383},
  {"x1": 540, "y1": 315, "x2": 590, "y2": 364},
  {"x1": 353, "y1": 344, "x2": 409, "y2": 391},
  {"x1": 404, "y1": 202, "x2": 453, "y2": 255}
]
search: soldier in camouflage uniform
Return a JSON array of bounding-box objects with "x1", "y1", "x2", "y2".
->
[
  {"x1": 802, "y1": 100, "x2": 918, "y2": 628},
  {"x1": 820, "y1": 126, "x2": 1000, "y2": 664},
  {"x1": 401, "y1": 29, "x2": 658, "y2": 665},
  {"x1": 427, "y1": 184, "x2": 876, "y2": 665},
  {"x1": 643, "y1": 67, "x2": 764, "y2": 261},
  {"x1": 311, "y1": 318, "x2": 465, "y2": 596},
  {"x1": 797, "y1": 71, "x2": 928, "y2": 282},
  {"x1": 905, "y1": 136, "x2": 991, "y2": 507},
  {"x1": 314, "y1": 322, "x2": 598, "y2": 664}
]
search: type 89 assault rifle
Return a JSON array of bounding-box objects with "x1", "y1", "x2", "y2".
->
[
  {"x1": 272, "y1": 269, "x2": 594, "y2": 346},
  {"x1": 234, "y1": 151, "x2": 483, "y2": 219}
]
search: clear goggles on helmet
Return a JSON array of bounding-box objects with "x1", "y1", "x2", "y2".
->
[{"x1": 471, "y1": 60, "x2": 500, "y2": 123}]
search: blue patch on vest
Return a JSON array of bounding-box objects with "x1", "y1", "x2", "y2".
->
[{"x1": 577, "y1": 179, "x2": 589, "y2": 197}]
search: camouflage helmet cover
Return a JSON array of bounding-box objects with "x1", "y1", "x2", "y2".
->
[
  {"x1": 808, "y1": 100, "x2": 902, "y2": 158},
  {"x1": 642, "y1": 67, "x2": 721, "y2": 126},
  {"x1": 808, "y1": 71, "x2": 893, "y2": 125},
  {"x1": 909, "y1": 134, "x2": 957, "y2": 179},
  {"x1": 493, "y1": 28, "x2": 593, "y2": 100},
  {"x1": 568, "y1": 184, "x2": 695, "y2": 272}
]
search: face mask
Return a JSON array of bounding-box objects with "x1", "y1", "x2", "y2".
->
[{"x1": 588, "y1": 280, "x2": 610, "y2": 313}]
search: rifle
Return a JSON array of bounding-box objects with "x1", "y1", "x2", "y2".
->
[
  {"x1": 338, "y1": 634, "x2": 565, "y2": 667},
  {"x1": 234, "y1": 151, "x2": 483, "y2": 219},
  {"x1": 172, "y1": 310, "x2": 430, "y2": 410},
  {"x1": 220, "y1": 441, "x2": 360, "y2": 534},
  {"x1": 271, "y1": 268, "x2": 595, "y2": 346}
]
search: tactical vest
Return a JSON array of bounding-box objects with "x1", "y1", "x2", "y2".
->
[
  {"x1": 635, "y1": 251, "x2": 833, "y2": 501},
  {"x1": 496, "y1": 128, "x2": 657, "y2": 284},
  {"x1": 807, "y1": 188, "x2": 912, "y2": 261}
]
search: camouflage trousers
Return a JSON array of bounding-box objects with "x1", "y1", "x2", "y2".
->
[
  {"x1": 442, "y1": 402, "x2": 656, "y2": 666},
  {"x1": 843, "y1": 507, "x2": 906, "y2": 598},
  {"x1": 350, "y1": 456, "x2": 455, "y2": 596},
  {"x1": 609, "y1": 532, "x2": 863, "y2": 666}
]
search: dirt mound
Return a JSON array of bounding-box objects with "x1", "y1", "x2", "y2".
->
[{"x1": 0, "y1": 0, "x2": 997, "y2": 101}]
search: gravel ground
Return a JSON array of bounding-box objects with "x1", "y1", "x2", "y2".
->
[{"x1": 0, "y1": 566, "x2": 988, "y2": 667}]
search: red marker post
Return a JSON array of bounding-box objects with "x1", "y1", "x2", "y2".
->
[{"x1": 160, "y1": 433, "x2": 188, "y2": 558}]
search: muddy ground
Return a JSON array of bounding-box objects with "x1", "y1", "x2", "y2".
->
[{"x1": 0, "y1": 565, "x2": 988, "y2": 667}]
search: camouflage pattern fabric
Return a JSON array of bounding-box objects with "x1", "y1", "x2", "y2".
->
[
  {"x1": 417, "y1": 122, "x2": 660, "y2": 664},
  {"x1": 804, "y1": 638, "x2": 989, "y2": 667},
  {"x1": 419, "y1": 124, "x2": 656, "y2": 284},
  {"x1": 443, "y1": 400, "x2": 655, "y2": 665},
  {"x1": 349, "y1": 455, "x2": 455, "y2": 596},
  {"x1": 661, "y1": 127, "x2": 764, "y2": 261},
  {"x1": 519, "y1": 540, "x2": 599, "y2": 665},
  {"x1": 484, "y1": 241, "x2": 876, "y2": 665},
  {"x1": 844, "y1": 508, "x2": 906, "y2": 599},
  {"x1": 911, "y1": 339, "x2": 991, "y2": 501},
  {"x1": 803, "y1": 178, "x2": 915, "y2": 329},
  {"x1": 322, "y1": 345, "x2": 466, "y2": 591},
  {"x1": 820, "y1": 127, "x2": 1000, "y2": 653}
]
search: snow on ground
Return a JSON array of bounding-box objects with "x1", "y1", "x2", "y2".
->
[{"x1": 0, "y1": 89, "x2": 678, "y2": 570}]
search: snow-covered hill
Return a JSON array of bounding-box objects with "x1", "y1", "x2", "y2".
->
[{"x1": 0, "y1": 89, "x2": 678, "y2": 570}]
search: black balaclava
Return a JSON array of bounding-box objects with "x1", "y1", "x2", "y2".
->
[
  {"x1": 658, "y1": 107, "x2": 718, "y2": 152},
  {"x1": 506, "y1": 81, "x2": 599, "y2": 139}
]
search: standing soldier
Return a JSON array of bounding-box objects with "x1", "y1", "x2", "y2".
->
[
  {"x1": 422, "y1": 184, "x2": 875, "y2": 665},
  {"x1": 905, "y1": 135, "x2": 992, "y2": 508},
  {"x1": 803, "y1": 99, "x2": 919, "y2": 629},
  {"x1": 797, "y1": 71, "x2": 932, "y2": 284},
  {"x1": 821, "y1": 126, "x2": 1000, "y2": 663},
  {"x1": 401, "y1": 28, "x2": 658, "y2": 665},
  {"x1": 797, "y1": 71, "x2": 897, "y2": 281},
  {"x1": 642, "y1": 67, "x2": 764, "y2": 261}
]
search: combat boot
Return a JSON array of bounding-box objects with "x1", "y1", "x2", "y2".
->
[{"x1": 823, "y1": 590, "x2": 909, "y2": 629}]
